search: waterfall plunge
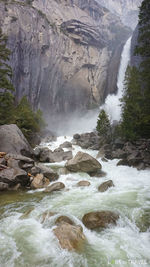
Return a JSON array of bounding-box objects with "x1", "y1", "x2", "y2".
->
[{"x1": 101, "y1": 37, "x2": 132, "y2": 123}]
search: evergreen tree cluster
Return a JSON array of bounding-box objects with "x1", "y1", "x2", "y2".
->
[
  {"x1": 0, "y1": 28, "x2": 45, "y2": 143},
  {"x1": 96, "y1": 0, "x2": 150, "y2": 142},
  {"x1": 121, "y1": 0, "x2": 150, "y2": 140}
]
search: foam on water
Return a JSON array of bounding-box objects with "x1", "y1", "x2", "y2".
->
[{"x1": 0, "y1": 138, "x2": 150, "y2": 267}]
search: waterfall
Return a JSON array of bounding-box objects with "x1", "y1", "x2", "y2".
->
[{"x1": 101, "y1": 37, "x2": 132, "y2": 122}]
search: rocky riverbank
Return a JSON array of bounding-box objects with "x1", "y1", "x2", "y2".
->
[{"x1": 73, "y1": 132, "x2": 150, "y2": 170}]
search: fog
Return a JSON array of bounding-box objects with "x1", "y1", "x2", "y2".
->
[{"x1": 46, "y1": 108, "x2": 100, "y2": 136}]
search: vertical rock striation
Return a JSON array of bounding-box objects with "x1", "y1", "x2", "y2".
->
[{"x1": 0, "y1": 0, "x2": 131, "y2": 119}]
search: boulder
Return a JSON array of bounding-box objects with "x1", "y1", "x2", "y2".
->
[
  {"x1": 73, "y1": 132, "x2": 100, "y2": 150},
  {"x1": 77, "y1": 181, "x2": 91, "y2": 187},
  {"x1": 44, "y1": 182, "x2": 65, "y2": 193},
  {"x1": 0, "y1": 167, "x2": 29, "y2": 187},
  {"x1": 5, "y1": 154, "x2": 34, "y2": 170},
  {"x1": 55, "y1": 216, "x2": 75, "y2": 226},
  {"x1": 39, "y1": 147, "x2": 54, "y2": 163},
  {"x1": 30, "y1": 173, "x2": 50, "y2": 189},
  {"x1": 65, "y1": 152, "x2": 102, "y2": 175},
  {"x1": 39, "y1": 147, "x2": 73, "y2": 163},
  {"x1": 53, "y1": 223, "x2": 85, "y2": 251},
  {"x1": 31, "y1": 163, "x2": 59, "y2": 181},
  {"x1": 60, "y1": 141, "x2": 72, "y2": 149},
  {"x1": 89, "y1": 170, "x2": 106, "y2": 177},
  {"x1": 0, "y1": 182, "x2": 9, "y2": 191},
  {"x1": 0, "y1": 124, "x2": 33, "y2": 157},
  {"x1": 53, "y1": 148, "x2": 73, "y2": 162},
  {"x1": 82, "y1": 211, "x2": 119, "y2": 229},
  {"x1": 98, "y1": 180, "x2": 114, "y2": 192},
  {"x1": 41, "y1": 211, "x2": 56, "y2": 223}
]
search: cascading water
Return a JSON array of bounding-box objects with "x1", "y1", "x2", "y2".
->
[
  {"x1": 101, "y1": 37, "x2": 132, "y2": 122},
  {"x1": 0, "y1": 37, "x2": 150, "y2": 267}
]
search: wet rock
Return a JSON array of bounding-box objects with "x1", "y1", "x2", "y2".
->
[
  {"x1": 117, "y1": 159, "x2": 129, "y2": 166},
  {"x1": 9, "y1": 183, "x2": 21, "y2": 191},
  {"x1": 20, "y1": 208, "x2": 34, "y2": 220},
  {"x1": 136, "y1": 209, "x2": 150, "y2": 232},
  {"x1": 0, "y1": 182, "x2": 9, "y2": 191},
  {"x1": 53, "y1": 223, "x2": 85, "y2": 251},
  {"x1": 33, "y1": 147, "x2": 42, "y2": 159},
  {"x1": 60, "y1": 141, "x2": 72, "y2": 149},
  {"x1": 65, "y1": 152, "x2": 102, "y2": 176},
  {"x1": 55, "y1": 216, "x2": 75, "y2": 226},
  {"x1": 41, "y1": 211, "x2": 56, "y2": 223},
  {"x1": 112, "y1": 149, "x2": 127, "y2": 159},
  {"x1": 82, "y1": 211, "x2": 119, "y2": 229},
  {"x1": 89, "y1": 170, "x2": 106, "y2": 177},
  {"x1": 44, "y1": 182, "x2": 65, "y2": 193},
  {"x1": 97, "y1": 144, "x2": 113, "y2": 159},
  {"x1": 0, "y1": 157, "x2": 6, "y2": 166},
  {"x1": 0, "y1": 167, "x2": 29, "y2": 187},
  {"x1": 73, "y1": 132, "x2": 100, "y2": 150},
  {"x1": 21, "y1": 163, "x2": 34, "y2": 171},
  {"x1": 98, "y1": 180, "x2": 114, "y2": 192},
  {"x1": 5, "y1": 154, "x2": 34, "y2": 169},
  {"x1": 77, "y1": 181, "x2": 91, "y2": 187},
  {"x1": 30, "y1": 174, "x2": 50, "y2": 189},
  {"x1": 39, "y1": 147, "x2": 54, "y2": 163},
  {"x1": 73, "y1": 134, "x2": 80, "y2": 140},
  {"x1": 101, "y1": 157, "x2": 108, "y2": 162},
  {"x1": 33, "y1": 163, "x2": 59, "y2": 181},
  {"x1": 39, "y1": 147, "x2": 73, "y2": 163},
  {"x1": 0, "y1": 124, "x2": 33, "y2": 157}
]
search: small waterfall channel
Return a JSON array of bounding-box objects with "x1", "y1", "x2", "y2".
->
[{"x1": 0, "y1": 38, "x2": 150, "y2": 267}]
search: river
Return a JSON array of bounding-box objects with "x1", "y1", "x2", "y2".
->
[{"x1": 0, "y1": 39, "x2": 150, "y2": 267}]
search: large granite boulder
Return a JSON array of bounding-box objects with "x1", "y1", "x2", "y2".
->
[
  {"x1": 82, "y1": 211, "x2": 119, "y2": 229},
  {"x1": 0, "y1": 166, "x2": 29, "y2": 187},
  {"x1": 73, "y1": 132, "x2": 100, "y2": 150},
  {"x1": 44, "y1": 182, "x2": 65, "y2": 193},
  {"x1": 30, "y1": 173, "x2": 50, "y2": 189},
  {"x1": 53, "y1": 223, "x2": 85, "y2": 251},
  {"x1": 77, "y1": 181, "x2": 91, "y2": 187},
  {"x1": 98, "y1": 180, "x2": 114, "y2": 192},
  {"x1": 31, "y1": 163, "x2": 59, "y2": 181},
  {"x1": 65, "y1": 152, "x2": 102, "y2": 175},
  {"x1": 0, "y1": 124, "x2": 33, "y2": 157},
  {"x1": 39, "y1": 147, "x2": 72, "y2": 163},
  {"x1": 55, "y1": 216, "x2": 75, "y2": 226}
]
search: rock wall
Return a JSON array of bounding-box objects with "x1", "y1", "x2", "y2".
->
[
  {"x1": 96, "y1": 0, "x2": 142, "y2": 29},
  {"x1": 0, "y1": 0, "x2": 131, "y2": 118}
]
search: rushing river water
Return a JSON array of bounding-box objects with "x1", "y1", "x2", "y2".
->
[
  {"x1": 0, "y1": 136, "x2": 150, "y2": 267},
  {"x1": 0, "y1": 38, "x2": 150, "y2": 266}
]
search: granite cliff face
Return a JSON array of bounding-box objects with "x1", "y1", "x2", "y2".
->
[
  {"x1": 0, "y1": 0, "x2": 131, "y2": 118},
  {"x1": 96, "y1": 0, "x2": 142, "y2": 29}
]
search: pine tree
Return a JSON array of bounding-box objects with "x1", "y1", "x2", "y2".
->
[
  {"x1": 121, "y1": 0, "x2": 150, "y2": 140},
  {"x1": 15, "y1": 96, "x2": 46, "y2": 141},
  {"x1": 96, "y1": 109, "x2": 111, "y2": 140},
  {"x1": 121, "y1": 66, "x2": 143, "y2": 140},
  {"x1": 134, "y1": 0, "x2": 150, "y2": 138}
]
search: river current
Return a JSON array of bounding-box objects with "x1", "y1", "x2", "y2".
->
[{"x1": 0, "y1": 38, "x2": 150, "y2": 267}]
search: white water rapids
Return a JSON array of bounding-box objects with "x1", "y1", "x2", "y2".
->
[{"x1": 0, "y1": 38, "x2": 150, "y2": 267}]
